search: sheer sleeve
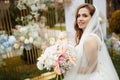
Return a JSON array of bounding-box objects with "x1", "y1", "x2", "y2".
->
[{"x1": 78, "y1": 35, "x2": 100, "y2": 74}]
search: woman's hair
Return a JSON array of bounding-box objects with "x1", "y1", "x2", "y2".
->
[{"x1": 74, "y1": 3, "x2": 95, "y2": 45}]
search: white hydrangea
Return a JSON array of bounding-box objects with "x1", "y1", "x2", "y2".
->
[{"x1": 8, "y1": 36, "x2": 16, "y2": 45}]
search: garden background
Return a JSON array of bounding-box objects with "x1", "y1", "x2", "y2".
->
[{"x1": 0, "y1": 0, "x2": 120, "y2": 80}]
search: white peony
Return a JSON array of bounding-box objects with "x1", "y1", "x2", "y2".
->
[
  {"x1": 37, "y1": 61, "x2": 44, "y2": 70},
  {"x1": 49, "y1": 37, "x2": 55, "y2": 45},
  {"x1": 14, "y1": 43, "x2": 20, "y2": 49},
  {"x1": 58, "y1": 32, "x2": 67, "y2": 40},
  {"x1": 33, "y1": 37, "x2": 41, "y2": 48},
  {"x1": 20, "y1": 46, "x2": 24, "y2": 50},
  {"x1": 25, "y1": 0, "x2": 34, "y2": 7},
  {"x1": 29, "y1": 37, "x2": 33, "y2": 43},
  {"x1": 26, "y1": 15, "x2": 33, "y2": 20},
  {"x1": 19, "y1": 27, "x2": 26, "y2": 33},
  {"x1": 24, "y1": 39, "x2": 30, "y2": 44},
  {"x1": 15, "y1": 25, "x2": 22, "y2": 29},
  {"x1": 20, "y1": 36, "x2": 25, "y2": 42},
  {"x1": 17, "y1": 0, "x2": 26, "y2": 10},
  {"x1": 39, "y1": 4, "x2": 46, "y2": 10},
  {"x1": 31, "y1": 4, "x2": 39, "y2": 11}
]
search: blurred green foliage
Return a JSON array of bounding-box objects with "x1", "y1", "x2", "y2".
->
[
  {"x1": 0, "y1": 56, "x2": 46, "y2": 80},
  {"x1": 109, "y1": 10, "x2": 120, "y2": 34},
  {"x1": 108, "y1": 49, "x2": 120, "y2": 79}
]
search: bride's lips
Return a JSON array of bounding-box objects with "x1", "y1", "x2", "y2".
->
[{"x1": 78, "y1": 22, "x2": 84, "y2": 26}]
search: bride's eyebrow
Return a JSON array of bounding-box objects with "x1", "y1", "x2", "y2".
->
[
  {"x1": 82, "y1": 13, "x2": 89, "y2": 17},
  {"x1": 77, "y1": 13, "x2": 89, "y2": 17}
]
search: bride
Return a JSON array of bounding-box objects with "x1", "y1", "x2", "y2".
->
[{"x1": 63, "y1": 3, "x2": 119, "y2": 80}]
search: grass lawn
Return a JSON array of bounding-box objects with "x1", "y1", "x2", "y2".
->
[
  {"x1": 112, "y1": 54, "x2": 120, "y2": 79},
  {"x1": 0, "y1": 56, "x2": 47, "y2": 80}
]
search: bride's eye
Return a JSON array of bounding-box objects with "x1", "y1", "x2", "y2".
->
[
  {"x1": 82, "y1": 14, "x2": 88, "y2": 17},
  {"x1": 77, "y1": 14, "x2": 80, "y2": 18}
]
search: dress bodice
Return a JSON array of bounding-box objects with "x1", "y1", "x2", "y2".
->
[
  {"x1": 75, "y1": 33, "x2": 102, "y2": 60},
  {"x1": 64, "y1": 33, "x2": 119, "y2": 80}
]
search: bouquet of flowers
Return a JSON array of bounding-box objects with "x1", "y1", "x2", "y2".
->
[
  {"x1": 37, "y1": 32, "x2": 77, "y2": 79},
  {"x1": 55, "y1": 46, "x2": 76, "y2": 75}
]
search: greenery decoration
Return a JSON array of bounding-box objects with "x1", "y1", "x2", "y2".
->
[{"x1": 109, "y1": 10, "x2": 120, "y2": 34}]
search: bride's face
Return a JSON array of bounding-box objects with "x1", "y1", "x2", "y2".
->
[{"x1": 77, "y1": 7, "x2": 91, "y2": 31}]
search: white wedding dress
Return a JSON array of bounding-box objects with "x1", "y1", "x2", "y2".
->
[{"x1": 63, "y1": 6, "x2": 119, "y2": 80}]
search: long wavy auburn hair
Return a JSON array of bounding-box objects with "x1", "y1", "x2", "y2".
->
[{"x1": 74, "y1": 3, "x2": 95, "y2": 45}]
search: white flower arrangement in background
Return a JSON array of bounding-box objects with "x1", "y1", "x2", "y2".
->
[
  {"x1": 13, "y1": 43, "x2": 20, "y2": 49},
  {"x1": 16, "y1": 0, "x2": 43, "y2": 26},
  {"x1": 17, "y1": 0, "x2": 35, "y2": 10},
  {"x1": 49, "y1": 37, "x2": 56, "y2": 45},
  {"x1": 14, "y1": 0, "x2": 48, "y2": 53},
  {"x1": 12, "y1": 23, "x2": 41, "y2": 50}
]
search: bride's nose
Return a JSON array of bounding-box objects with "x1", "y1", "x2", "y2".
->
[{"x1": 77, "y1": 16, "x2": 84, "y2": 21}]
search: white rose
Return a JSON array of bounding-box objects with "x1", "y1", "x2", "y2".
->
[
  {"x1": 58, "y1": 32, "x2": 67, "y2": 40},
  {"x1": 55, "y1": 39, "x2": 61, "y2": 45},
  {"x1": 31, "y1": 4, "x2": 39, "y2": 11},
  {"x1": 14, "y1": 43, "x2": 20, "y2": 49},
  {"x1": 24, "y1": 39, "x2": 30, "y2": 44},
  {"x1": 20, "y1": 46, "x2": 24, "y2": 49},
  {"x1": 26, "y1": 0, "x2": 34, "y2": 7},
  {"x1": 20, "y1": 36, "x2": 25, "y2": 42},
  {"x1": 39, "y1": 4, "x2": 46, "y2": 10},
  {"x1": 29, "y1": 37, "x2": 33, "y2": 43},
  {"x1": 49, "y1": 37, "x2": 55, "y2": 45},
  {"x1": 48, "y1": 59, "x2": 54, "y2": 66},
  {"x1": 37, "y1": 61, "x2": 43, "y2": 70}
]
